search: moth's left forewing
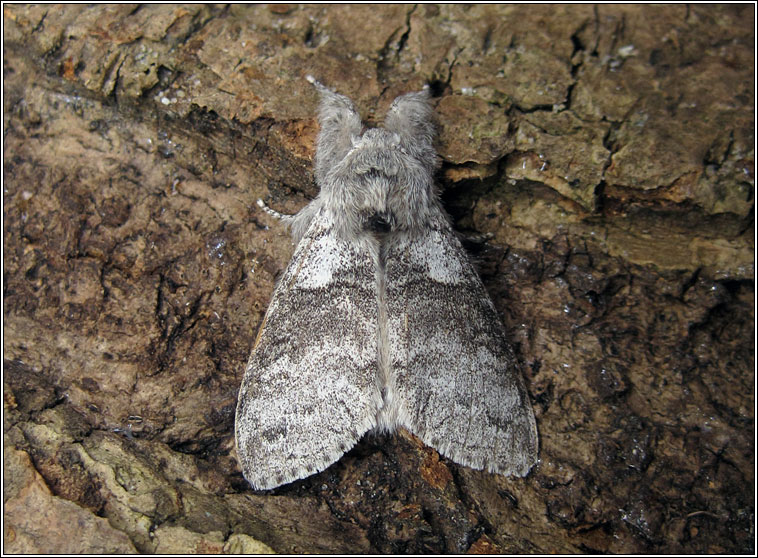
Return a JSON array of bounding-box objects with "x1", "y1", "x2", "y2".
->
[
  {"x1": 383, "y1": 212, "x2": 538, "y2": 476},
  {"x1": 235, "y1": 210, "x2": 382, "y2": 490}
]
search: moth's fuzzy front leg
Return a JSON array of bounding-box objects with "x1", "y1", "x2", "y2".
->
[{"x1": 255, "y1": 198, "x2": 318, "y2": 245}]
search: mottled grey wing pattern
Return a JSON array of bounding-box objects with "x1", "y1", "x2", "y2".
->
[
  {"x1": 384, "y1": 213, "x2": 538, "y2": 476},
  {"x1": 235, "y1": 209, "x2": 382, "y2": 490}
]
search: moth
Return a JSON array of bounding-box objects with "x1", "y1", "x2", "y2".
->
[{"x1": 235, "y1": 76, "x2": 538, "y2": 490}]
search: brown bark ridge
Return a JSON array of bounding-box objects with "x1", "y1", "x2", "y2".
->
[{"x1": 3, "y1": 4, "x2": 753, "y2": 554}]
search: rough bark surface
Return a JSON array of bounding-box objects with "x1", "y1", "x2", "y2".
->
[{"x1": 3, "y1": 4, "x2": 754, "y2": 554}]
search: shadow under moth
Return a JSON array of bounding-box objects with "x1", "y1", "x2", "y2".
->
[{"x1": 235, "y1": 76, "x2": 538, "y2": 490}]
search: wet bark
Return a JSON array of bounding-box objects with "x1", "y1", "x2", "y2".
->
[{"x1": 3, "y1": 4, "x2": 753, "y2": 553}]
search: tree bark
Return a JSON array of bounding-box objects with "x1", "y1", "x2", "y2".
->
[{"x1": 3, "y1": 4, "x2": 753, "y2": 553}]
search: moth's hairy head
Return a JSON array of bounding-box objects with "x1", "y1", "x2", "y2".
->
[{"x1": 309, "y1": 77, "x2": 441, "y2": 235}]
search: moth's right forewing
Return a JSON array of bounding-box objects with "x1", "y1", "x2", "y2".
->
[
  {"x1": 384, "y1": 214, "x2": 538, "y2": 477},
  {"x1": 235, "y1": 210, "x2": 381, "y2": 490}
]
